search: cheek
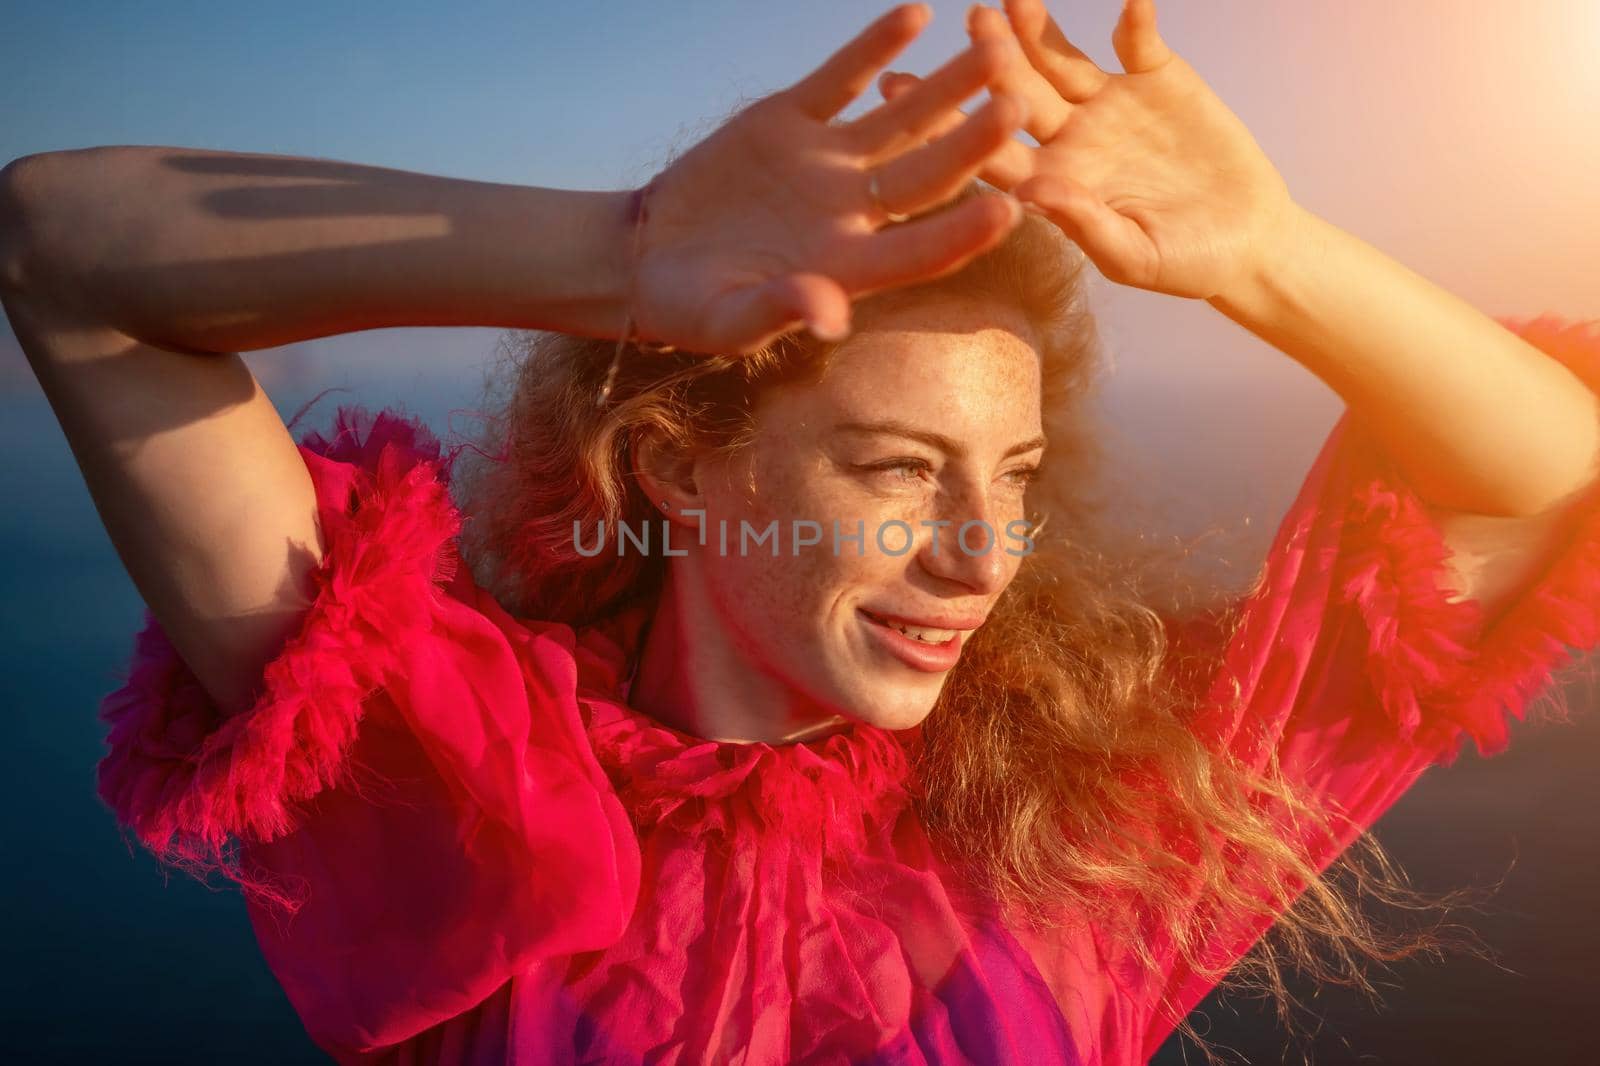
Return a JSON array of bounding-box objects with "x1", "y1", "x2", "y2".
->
[
  {"x1": 702, "y1": 515, "x2": 869, "y2": 627},
  {"x1": 696, "y1": 473, "x2": 894, "y2": 653}
]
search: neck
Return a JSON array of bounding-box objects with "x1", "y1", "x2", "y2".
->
[{"x1": 631, "y1": 569, "x2": 851, "y2": 746}]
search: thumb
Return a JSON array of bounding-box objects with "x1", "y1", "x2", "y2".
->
[{"x1": 706, "y1": 273, "x2": 853, "y2": 355}]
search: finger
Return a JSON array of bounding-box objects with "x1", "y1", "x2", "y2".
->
[
  {"x1": 871, "y1": 92, "x2": 1034, "y2": 212},
  {"x1": 1002, "y1": 0, "x2": 1111, "y2": 103},
  {"x1": 1012, "y1": 174, "x2": 1156, "y2": 287},
  {"x1": 870, "y1": 68, "x2": 1037, "y2": 190},
  {"x1": 967, "y1": 3, "x2": 1072, "y2": 142},
  {"x1": 877, "y1": 70, "x2": 962, "y2": 137},
  {"x1": 787, "y1": 3, "x2": 933, "y2": 122},
  {"x1": 1111, "y1": 0, "x2": 1172, "y2": 74},
  {"x1": 836, "y1": 192, "x2": 1023, "y2": 296},
  {"x1": 709, "y1": 273, "x2": 854, "y2": 355},
  {"x1": 845, "y1": 37, "x2": 1009, "y2": 155},
  {"x1": 877, "y1": 72, "x2": 1036, "y2": 189}
]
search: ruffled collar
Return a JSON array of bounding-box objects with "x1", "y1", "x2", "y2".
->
[{"x1": 572, "y1": 602, "x2": 919, "y2": 857}]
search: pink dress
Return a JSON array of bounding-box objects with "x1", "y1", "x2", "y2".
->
[{"x1": 95, "y1": 315, "x2": 1600, "y2": 1065}]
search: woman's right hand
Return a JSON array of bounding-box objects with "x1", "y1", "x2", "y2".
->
[{"x1": 630, "y1": 3, "x2": 1030, "y2": 355}]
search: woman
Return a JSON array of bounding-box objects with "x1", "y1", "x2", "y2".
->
[{"x1": 6, "y1": 1, "x2": 1599, "y2": 1063}]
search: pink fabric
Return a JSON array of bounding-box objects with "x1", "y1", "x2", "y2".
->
[{"x1": 95, "y1": 317, "x2": 1600, "y2": 1065}]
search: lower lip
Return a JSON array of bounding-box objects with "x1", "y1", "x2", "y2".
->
[{"x1": 858, "y1": 609, "x2": 963, "y2": 673}]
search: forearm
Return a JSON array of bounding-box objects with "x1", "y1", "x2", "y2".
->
[
  {"x1": 1207, "y1": 205, "x2": 1600, "y2": 518},
  {"x1": 2, "y1": 145, "x2": 633, "y2": 354}
]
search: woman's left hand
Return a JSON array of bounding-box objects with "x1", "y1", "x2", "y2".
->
[{"x1": 881, "y1": 0, "x2": 1297, "y2": 301}]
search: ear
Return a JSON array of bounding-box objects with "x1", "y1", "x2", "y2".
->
[{"x1": 632, "y1": 428, "x2": 705, "y2": 527}]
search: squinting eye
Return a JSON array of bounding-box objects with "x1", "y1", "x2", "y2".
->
[
  {"x1": 1005, "y1": 466, "x2": 1042, "y2": 487},
  {"x1": 858, "y1": 458, "x2": 932, "y2": 483}
]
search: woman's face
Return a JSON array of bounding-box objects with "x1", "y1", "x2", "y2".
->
[{"x1": 681, "y1": 296, "x2": 1044, "y2": 734}]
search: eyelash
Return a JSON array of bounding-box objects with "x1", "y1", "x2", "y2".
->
[
  {"x1": 860, "y1": 459, "x2": 1041, "y2": 487},
  {"x1": 863, "y1": 458, "x2": 931, "y2": 482}
]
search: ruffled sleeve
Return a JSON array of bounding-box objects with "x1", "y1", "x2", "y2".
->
[
  {"x1": 1139, "y1": 315, "x2": 1600, "y2": 1057},
  {"x1": 94, "y1": 403, "x2": 641, "y2": 1061}
]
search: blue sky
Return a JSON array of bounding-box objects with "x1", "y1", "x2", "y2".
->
[{"x1": 5, "y1": 1, "x2": 1029, "y2": 189}]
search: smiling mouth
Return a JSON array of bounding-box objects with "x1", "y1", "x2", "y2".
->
[{"x1": 858, "y1": 608, "x2": 961, "y2": 645}]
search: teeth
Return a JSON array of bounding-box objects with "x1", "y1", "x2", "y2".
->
[{"x1": 882, "y1": 617, "x2": 956, "y2": 644}]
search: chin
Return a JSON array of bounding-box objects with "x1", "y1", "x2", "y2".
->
[
  {"x1": 839, "y1": 686, "x2": 940, "y2": 733},
  {"x1": 801, "y1": 629, "x2": 951, "y2": 732}
]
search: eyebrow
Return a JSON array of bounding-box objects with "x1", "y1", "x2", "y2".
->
[{"x1": 834, "y1": 419, "x2": 1047, "y2": 460}]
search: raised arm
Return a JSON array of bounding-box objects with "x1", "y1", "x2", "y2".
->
[
  {"x1": 0, "y1": 2, "x2": 1028, "y2": 720},
  {"x1": 0, "y1": 147, "x2": 652, "y2": 355},
  {"x1": 0, "y1": 134, "x2": 667, "y2": 712},
  {"x1": 0, "y1": 139, "x2": 594, "y2": 714}
]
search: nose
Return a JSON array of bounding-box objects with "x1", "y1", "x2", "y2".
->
[{"x1": 914, "y1": 486, "x2": 1016, "y2": 596}]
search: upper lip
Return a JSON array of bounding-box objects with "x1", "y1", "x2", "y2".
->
[{"x1": 860, "y1": 607, "x2": 986, "y2": 631}]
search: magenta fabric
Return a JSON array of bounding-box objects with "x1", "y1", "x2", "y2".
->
[{"x1": 95, "y1": 316, "x2": 1600, "y2": 1065}]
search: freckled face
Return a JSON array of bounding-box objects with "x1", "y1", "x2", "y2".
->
[{"x1": 692, "y1": 298, "x2": 1045, "y2": 731}]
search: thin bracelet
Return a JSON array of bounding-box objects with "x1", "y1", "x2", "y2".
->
[{"x1": 596, "y1": 176, "x2": 676, "y2": 409}]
